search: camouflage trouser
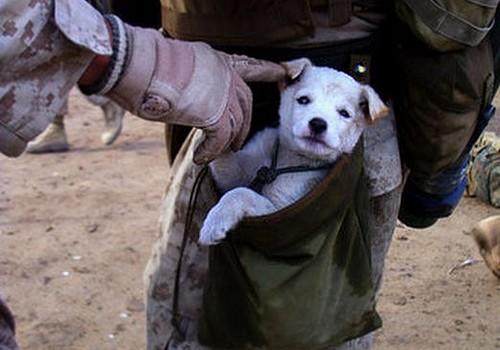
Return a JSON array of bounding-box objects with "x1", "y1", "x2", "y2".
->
[{"x1": 144, "y1": 112, "x2": 403, "y2": 350}]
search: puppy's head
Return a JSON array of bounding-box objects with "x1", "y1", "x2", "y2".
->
[{"x1": 278, "y1": 59, "x2": 388, "y2": 162}]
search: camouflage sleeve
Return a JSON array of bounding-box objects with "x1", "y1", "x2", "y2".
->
[
  {"x1": 0, "y1": 0, "x2": 112, "y2": 157},
  {"x1": 0, "y1": 298, "x2": 17, "y2": 350}
]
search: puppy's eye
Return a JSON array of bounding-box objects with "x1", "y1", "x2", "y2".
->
[
  {"x1": 296, "y1": 96, "x2": 311, "y2": 105},
  {"x1": 338, "y1": 109, "x2": 351, "y2": 119}
]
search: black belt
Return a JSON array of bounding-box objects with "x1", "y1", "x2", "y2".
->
[
  {"x1": 217, "y1": 26, "x2": 393, "y2": 97},
  {"x1": 218, "y1": 33, "x2": 381, "y2": 77}
]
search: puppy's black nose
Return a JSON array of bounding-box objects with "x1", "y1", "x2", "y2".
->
[{"x1": 309, "y1": 118, "x2": 327, "y2": 135}]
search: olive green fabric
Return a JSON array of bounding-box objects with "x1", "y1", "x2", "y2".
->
[
  {"x1": 160, "y1": 0, "x2": 314, "y2": 46},
  {"x1": 395, "y1": 0, "x2": 499, "y2": 52},
  {"x1": 393, "y1": 31, "x2": 495, "y2": 178},
  {"x1": 198, "y1": 144, "x2": 381, "y2": 349}
]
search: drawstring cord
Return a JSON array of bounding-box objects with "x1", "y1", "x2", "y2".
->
[{"x1": 249, "y1": 139, "x2": 334, "y2": 193}]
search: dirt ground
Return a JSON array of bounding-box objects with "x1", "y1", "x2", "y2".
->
[{"x1": 1, "y1": 90, "x2": 499, "y2": 350}]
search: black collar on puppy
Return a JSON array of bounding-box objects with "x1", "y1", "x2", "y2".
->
[{"x1": 248, "y1": 139, "x2": 334, "y2": 194}]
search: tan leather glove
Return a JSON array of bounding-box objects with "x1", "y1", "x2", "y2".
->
[{"x1": 90, "y1": 15, "x2": 285, "y2": 164}]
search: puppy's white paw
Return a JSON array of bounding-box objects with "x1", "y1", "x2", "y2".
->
[
  {"x1": 199, "y1": 205, "x2": 240, "y2": 245},
  {"x1": 198, "y1": 187, "x2": 275, "y2": 245}
]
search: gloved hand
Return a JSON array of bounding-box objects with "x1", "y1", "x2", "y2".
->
[{"x1": 83, "y1": 15, "x2": 286, "y2": 164}]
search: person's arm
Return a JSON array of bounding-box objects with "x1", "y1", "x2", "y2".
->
[
  {"x1": 77, "y1": 13, "x2": 286, "y2": 164},
  {"x1": 0, "y1": 0, "x2": 285, "y2": 163},
  {"x1": 79, "y1": 14, "x2": 255, "y2": 164},
  {"x1": 0, "y1": 0, "x2": 112, "y2": 157}
]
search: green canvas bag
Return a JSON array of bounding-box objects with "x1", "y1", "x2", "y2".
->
[
  {"x1": 395, "y1": 0, "x2": 500, "y2": 52},
  {"x1": 198, "y1": 144, "x2": 382, "y2": 349}
]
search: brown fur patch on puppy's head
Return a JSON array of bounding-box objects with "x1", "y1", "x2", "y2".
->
[
  {"x1": 472, "y1": 215, "x2": 500, "y2": 278},
  {"x1": 359, "y1": 85, "x2": 389, "y2": 123}
]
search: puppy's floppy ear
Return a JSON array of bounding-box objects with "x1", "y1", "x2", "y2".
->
[
  {"x1": 359, "y1": 85, "x2": 389, "y2": 123},
  {"x1": 279, "y1": 58, "x2": 313, "y2": 89},
  {"x1": 281, "y1": 58, "x2": 312, "y2": 80}
]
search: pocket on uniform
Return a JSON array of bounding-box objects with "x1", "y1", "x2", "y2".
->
[{"x1": 394, "y1": 31, "x2": 494, "y2": 177}]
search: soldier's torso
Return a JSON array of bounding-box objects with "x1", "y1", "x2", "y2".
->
[
  {"x1": 161, "y1": 0, "x2": 389, "y2": 47},
  {"x1": 161, "y1": 0, "x2": 393, "y2": 166}
]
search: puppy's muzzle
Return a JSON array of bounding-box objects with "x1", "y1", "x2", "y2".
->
[{"x1": 309, "y1": 118, "x2": 328, "y2": 135}]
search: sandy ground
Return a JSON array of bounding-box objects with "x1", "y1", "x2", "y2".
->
[{"x1": 1, "y1": 90, "x2": 499, "y2": 350}]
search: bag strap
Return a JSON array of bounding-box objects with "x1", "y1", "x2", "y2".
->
[{"x1": 401, "y1": 0, "x2": 496, "y2": 46}]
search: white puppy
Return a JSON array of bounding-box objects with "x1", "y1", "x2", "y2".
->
[{"x1": 199, "y1": 59, "x2": 388, "y2": 245}]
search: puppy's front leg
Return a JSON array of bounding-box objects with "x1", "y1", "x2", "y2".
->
[{"x1": 199, "y1": 188, "x2": 276, "y2": 245}]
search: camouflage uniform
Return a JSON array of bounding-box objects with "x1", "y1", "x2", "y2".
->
[{"x1": 0, "y1": 0, "x2": 111, "y2": 157}]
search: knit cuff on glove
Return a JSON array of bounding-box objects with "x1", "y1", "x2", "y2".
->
[{"x1": 79, "y1": 15, "x2": 129, "y2": 95}]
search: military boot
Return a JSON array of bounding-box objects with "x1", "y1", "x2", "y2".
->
[
  {"x1": 25, "y1": 115, "x2": 69, "y2": 153},
  {"x1": 100, "y1": 100, "x2": 125, "y2": 145}
]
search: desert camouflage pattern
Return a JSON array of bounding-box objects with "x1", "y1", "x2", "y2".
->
[
  {"x1": 143, "y1": 130, "x2": 214, "y2": 350},
  {"x1": 144, "y1": 111, "x2": 402, "y2": 349},
  {"x1": 0, "y1": 0, "x2": 111, "y2": 157}
]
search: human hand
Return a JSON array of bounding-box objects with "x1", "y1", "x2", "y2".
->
[{"x1": 81, "y1": 16, "x2": 286, "y2": 164}]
